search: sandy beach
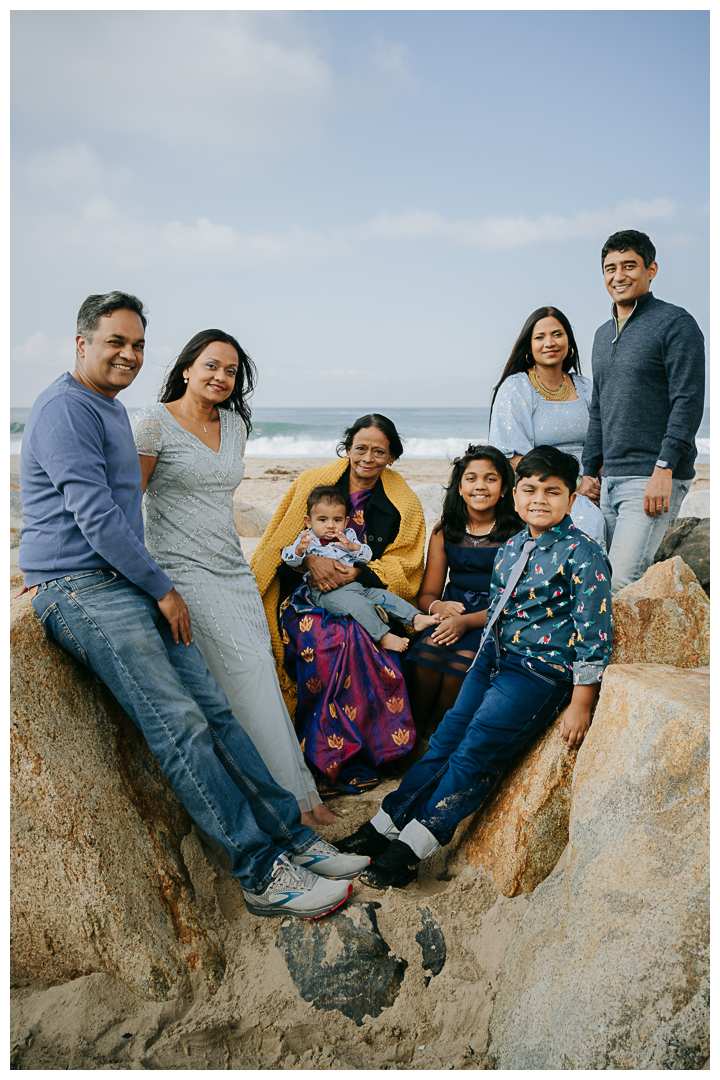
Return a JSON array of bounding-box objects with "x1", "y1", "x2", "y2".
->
[{"x1": 9, "y1": 455, "x2": 711, "y2": 1068}]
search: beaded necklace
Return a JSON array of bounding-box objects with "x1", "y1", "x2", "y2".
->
[{"x1": 527, "y1": 367, "x2": 572, "y2": 401}]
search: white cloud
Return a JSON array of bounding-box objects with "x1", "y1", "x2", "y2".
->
[
  {"x1": 371, "y1": 36, "x2": 417, "y2": 88},
  {"x1": 14, "y1": 189, "x2": 678, "y2": 274},
  {"x1": 12, "y1": 12, "x2": 334, "y2": 154},
  {"x1": 11, "y1": 332, "x2": 76, "y2": 400},
  {"x1": 362, "y1": 199, "x2": 676, "y2": 248}
]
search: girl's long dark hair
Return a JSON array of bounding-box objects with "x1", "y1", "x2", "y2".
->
[
  {"x1": 159, "y1": 329, "x2": 257, "y2": 433},
  {"x1": 489, "y1": 306, "x2": 581, "y2": 422},
  {"x1": 436, "y1": 445, "x2": 522, "y2": 545}
]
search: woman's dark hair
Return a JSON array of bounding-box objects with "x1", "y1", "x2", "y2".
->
[
  {"x1": 159, "y1": 329, "x2": 257, "y2": 433},
  {"x1": 489, "y1": 306, "x2": 581, "y2": 421},
  {"x1": 306, "y1": 486, "x2": 350, "y2": 515},
  {"x1": 336, "y1": 413, "x2": 404, "y2": 460},
  {"x1": 435, "y1": 444, "x2": 522, "y2": 545},
  {"x1": 515, "y1": 445, "x2": 580, "y2": 496}
]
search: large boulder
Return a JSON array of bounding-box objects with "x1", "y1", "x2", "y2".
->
[
  {"x1": 461, "y1": 715, "x2": 576, "y2": 898},
  {"x1": 232, "y1": 496, "x2": 271, "y2": 538},
  {"x1": 487, "y1": 663, "x2": 709, "y2": 1070},
  {"x1": 611, "y1": 556, "x2": 709, "y2": 668},
  {"x1": 11, "y1": 595, "x2": 226, "y2": 1001},
  {"x1": 654, "y1": 516, "x2": 709, "y2": 595},
  {"x1": 410, "y1": 482, "x2": 444, "y2": 551}
]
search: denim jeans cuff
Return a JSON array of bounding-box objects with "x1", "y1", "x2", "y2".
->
[
  {"x1": 398, "y1": 819, "x2": 440, "y2": 860},
  {"x1": 371, "y1": 807, "x2": 400, "y2": 838}
]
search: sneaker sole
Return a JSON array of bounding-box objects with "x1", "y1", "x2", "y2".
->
[
  {"x1": 298, "y1": 858, "x2": 371, "y2": 881},
  {"x1": 244, "y1": 881, "x2": 353, "y2": 919}
]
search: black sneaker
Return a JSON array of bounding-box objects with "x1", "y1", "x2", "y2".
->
[
  {"x1": 359, "y1": 840, "x2": 419, "y2": 889},
  {"x1": 335, "y1": 821, "x2": 392, "y2": 859}
]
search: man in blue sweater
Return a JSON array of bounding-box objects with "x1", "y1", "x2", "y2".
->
[
  {"x1": 579, "y1": 230, "x2": 705, "y2": 592},
  {"x1": 18, "y1": 291, "x2": 368, "y2": 919}
]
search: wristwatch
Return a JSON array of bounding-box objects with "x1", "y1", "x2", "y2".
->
[{"x1": 655, "y1": 460, "x2": 671, "y2": 470}]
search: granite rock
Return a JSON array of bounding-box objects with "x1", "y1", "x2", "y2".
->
[
  {"x1": 232, "y1": 497, "x2": 272, "y2": 538},
  {"x1": 410, "y1": 482, "x2": 444, "y2": 550},
  {"x1": 11, "y1": 595, "x2": 226, "y2": 1000},
  {"x1": 654, "y1": 517, "x2": 709, "y2": 595},
  {"x1": 461, "y1": 714, "x2": 576, "y2": 897},
  {"x1": 610, "y1": 556, "x2": 709, "y2": 667},
  {"x1": 488, "y1": 663, "x2": 709, "y2": 1069},
  {"x1": 276, "y1": 902, "x2": 407, "y2": 1026}
]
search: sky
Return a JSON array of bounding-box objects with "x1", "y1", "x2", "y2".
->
[{"x1": 11, "y1": 9, "x2": 710, "y2": 409}]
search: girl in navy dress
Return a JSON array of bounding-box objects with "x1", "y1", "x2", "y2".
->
[{"x1": 407, "y1": 445, "x2": 522, "y2": 751}]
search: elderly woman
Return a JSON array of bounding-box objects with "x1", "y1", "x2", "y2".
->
[{"x1": 252, "y1": 414, "x2": 426, "y2": 795}]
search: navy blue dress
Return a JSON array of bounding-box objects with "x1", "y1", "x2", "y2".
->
[{"x1": 407, "y1": 532, "x2": 501, "y2": 679}]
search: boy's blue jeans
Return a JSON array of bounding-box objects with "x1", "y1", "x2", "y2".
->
[
  {"x1": 374, "y1": 642, "x2": 573, "y2": 857},
  {"x1": 31, "y1": 570, "x2": 317, "y2": 893}
]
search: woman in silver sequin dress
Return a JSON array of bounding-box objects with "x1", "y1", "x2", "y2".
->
[
  {"x1": 132, "y1": 330, "x2": 334, "y2": 828},
  {"x1": 489, "y1": 306, "x2": 606, "y2": 547}
]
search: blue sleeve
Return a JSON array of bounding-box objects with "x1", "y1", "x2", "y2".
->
[
  {"x1": 489, "y1": 377, "x2": 535, "y2": 458},
  {"x1": 345, "y1": 528, "x2": 372, "y2": 564},
  {"x1": 569, "y1": 542, "x2": 613, "y2": 683},
  {"x1": 658, "y1": 315, "x2": 706, "y2": 470},
  {"x1": 281, "y1": 532, "x2": 305, "y2": 568},
  {"x1": 30, "y1": 397, "x2": 173, "y2": 600}
]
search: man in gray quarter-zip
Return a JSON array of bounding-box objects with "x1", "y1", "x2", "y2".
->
[{"x1": 579, "y1": 230, "x2": 705, "y2": 593}]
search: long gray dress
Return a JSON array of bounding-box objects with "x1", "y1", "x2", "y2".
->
[{"x1": 132, "y1": 403, "x2": 322, "y2": 814}]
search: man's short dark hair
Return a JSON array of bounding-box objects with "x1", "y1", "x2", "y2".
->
[
  {"x1": 306, "y1": 486, "x2": 350, "y2": 515},
  {"x1": 515, "y1": 446, "x2": 579, "y2": 496},
  {"x1": 601, "y1": 230, "x2": 656, "y2": 269},
  {"x1": 76, "y1": 292, "x2": 147, "y2": 343}
]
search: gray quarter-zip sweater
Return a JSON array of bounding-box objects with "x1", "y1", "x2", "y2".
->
[{"x1": 582, "y1": 291, "x2": 705, "y2": 481}]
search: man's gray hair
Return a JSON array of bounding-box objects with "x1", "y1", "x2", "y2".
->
[{"x1": 76, "y1": 291, "x2": 147, "y2": 343}]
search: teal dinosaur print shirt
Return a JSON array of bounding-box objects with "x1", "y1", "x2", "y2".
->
[{"x1": 487, "y1": 515, "x2": 613, "y2": 684}]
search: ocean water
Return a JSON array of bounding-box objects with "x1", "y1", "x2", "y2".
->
[{"x1": 10, "y1": 404, "x2": 711, "y2": 463}]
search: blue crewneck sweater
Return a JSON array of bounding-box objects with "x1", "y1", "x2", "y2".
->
[
  {"x1": 582, "y1": 292, "x2": 705, "y2": 481},
  {"x1": 19, "y1": 372, "x2": 173, "y2": 599}
]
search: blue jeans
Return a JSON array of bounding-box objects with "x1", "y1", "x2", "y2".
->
[
  {"x1": 601, "y1": 475, "x2": 690, "y2": 593},
  {"x1": 31, "y1": 570, "x2": 317, "y2": 893},
  {"x1": 377, "y1": 643, "x2": 573, "y2": 855}
]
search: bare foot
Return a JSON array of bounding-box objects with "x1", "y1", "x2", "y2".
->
[
  {"x1": 413, "y1": 612, "x2": 440, "y2": 632},
  {"x1": 310, "y1": 803, "x2": 338, "y2": 827},
  {"x1": 379, "y1": 631, "x2": 410, "y2": 652},
  {"x1": 300, "y1": 811, "x2": 316, "y2": 828}
]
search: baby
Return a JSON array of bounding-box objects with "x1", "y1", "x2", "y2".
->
[{"x1": 282, "y1": 485, "x2": 438, "y2": 652}]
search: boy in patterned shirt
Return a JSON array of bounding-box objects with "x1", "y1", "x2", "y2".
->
[{"x1": 338, "y1": 445, "x2": 613, "y2": 889}]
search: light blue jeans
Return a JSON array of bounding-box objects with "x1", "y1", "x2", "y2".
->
[
  {"x1": 31, "y1": 569, "x2": 317, "y2": 893},
  {"x1": 601, "y1": 476, "x2": 690, "y2": 593}
]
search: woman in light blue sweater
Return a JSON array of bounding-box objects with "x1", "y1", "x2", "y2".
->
[{"x1": 489, "y1": 305, "x2": 606, "y2": 547}]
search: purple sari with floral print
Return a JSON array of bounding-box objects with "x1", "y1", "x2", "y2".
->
[{"x1": 279, "y1": 486, "x2": 415, "y2": 794}]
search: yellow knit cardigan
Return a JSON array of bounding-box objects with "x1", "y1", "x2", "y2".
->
[{"x1": 251, "y1": 458, "x2": 426, "y2": 717}]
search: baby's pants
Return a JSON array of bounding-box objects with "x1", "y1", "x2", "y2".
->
[{"x1": 309, "y1": 582, "x2": 419, "y2": 642}]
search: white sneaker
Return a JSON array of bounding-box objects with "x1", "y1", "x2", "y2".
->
[
  {"x1": 242, "y1": 855, "x2": 352, "y2": 919},
  {"x1": 289, "y1": 839, "x2": 371, "y2": 879}
]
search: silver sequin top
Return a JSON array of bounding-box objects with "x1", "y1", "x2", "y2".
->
[{"x1": 489, "y1": 372, "x2": 594, "y2": 472}]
